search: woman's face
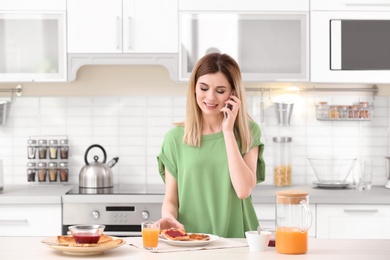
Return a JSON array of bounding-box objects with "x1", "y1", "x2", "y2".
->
[{"x1": 195, "y1": 72, "x2": 232, "y2": 117}]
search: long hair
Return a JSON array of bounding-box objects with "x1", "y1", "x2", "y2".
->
[{"x1": 177, "y1": 53, "x2": 253, "y2": 154}]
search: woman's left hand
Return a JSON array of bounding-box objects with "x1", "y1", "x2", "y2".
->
[{"x1": 221, "y1": 95, "x2": 240, "y2": 131}]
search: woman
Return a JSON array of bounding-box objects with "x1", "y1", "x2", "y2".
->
[{"x1": 157, "y1": 53, "x2": 265, "y2": 238}]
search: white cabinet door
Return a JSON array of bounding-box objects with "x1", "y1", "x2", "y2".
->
[
  {"x1": 123, "y1": 0, "x2": 178, "y2": 53},
  {"x1": 0, "y1": 204, "x2": 61, "y2": 236},
  {"x1": 67, "y1": 0, "x2": 122, "y2": 53},
  {"x1": 317, "y1": 204, "x2": 390, "y2": 239},
  {"x1": 253, "y1": 203, "x2": 316, "y2": 238},
  {"x1": 67, "y1": 0, "x2": 178, "y2": 53}
]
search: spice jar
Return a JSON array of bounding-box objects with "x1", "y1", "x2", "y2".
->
[
  {"x1": 275, "y1": 190, "x2": 312, "y2": 254},
  {"x1": 59, "y1": 139, "x2": 69, "y2": 159},
  {"x1": 349, "y1": 105, "x2": 360, "y2": 118},
  {"x1": 27, "y1": 139, "x2": 37, "y2": 159},
  {"x1": 273, "y1": 137, "x2": 292, "y2": 186},
  {"x1": 49, "y1": 140, "x2": 58, "y2": 159},
  {"x1": 27, "y1": 162, "x2": 37, "y2": 182},
  {"x1": 359, "y1": 102, "x2": 369, "y2": 119},
  {"x1": 59, "y1": 162, "x2": 68, "y2": 182},
  {"x1": 338, "y1": 105, "x2": 349, "y2": 119},
  {"x1": 48, "y1": 162, "x2": 58, "y2": 182},
  {"x1": 38, "y1": 139, "x2": 48, "y2": 159},
  {"x1": 315, "y1": 102, "x2": 328, "y2": 119},
  {"x1": 328, "y1": 106, "x2": 339, "y2": 118},
  {"x1": 37, "y1": 162, "x2": 47, "y2": 182}
]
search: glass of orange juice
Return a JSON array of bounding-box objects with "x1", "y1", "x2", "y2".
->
[{"x1": 141, "y1": 221, "x2": 160, "y2": 250}]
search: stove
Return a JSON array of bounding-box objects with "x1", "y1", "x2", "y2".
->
[{"x1": 62, "y1": 184, "x2": 165, "y2": 236}]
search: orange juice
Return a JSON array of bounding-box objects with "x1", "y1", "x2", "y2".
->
[
  {"x1": 276, "y1": 227, "x2": 308, "y2": 254},
  {"x1": 142, "y1": 227, "x2": 160, "y2": 249}
]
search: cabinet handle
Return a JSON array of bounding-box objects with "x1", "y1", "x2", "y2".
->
[
  {"x1": 116, "y1": 16, "x2": 121, "y2": 50},
  {"x1": 345, "y1": 3, "x2": 390, "y2": 7},
  {"x1": 0, "y1": 219, "x2": 28, "y2": 224},
  {"x1": 344, "y1": 209, "x2": 379, "y2": 213}
]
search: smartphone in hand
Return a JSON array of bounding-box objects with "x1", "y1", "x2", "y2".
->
[{"x1": 224, "y1": 90, "x2": 235, "y2": 118}]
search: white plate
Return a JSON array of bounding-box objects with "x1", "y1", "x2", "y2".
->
[
  {"x1": 41, "y1": 236, "x2": 126, "y2": 255},
  {"x1": 159, "y1": 234, "x2": 219, "y2": 247}
]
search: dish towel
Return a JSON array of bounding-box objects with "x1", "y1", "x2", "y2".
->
[{"x1": 128, "y1": 236, "x2": 248, "y2": 253}]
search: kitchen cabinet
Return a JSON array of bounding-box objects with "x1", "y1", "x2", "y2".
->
[
  {"x1": 253, "y1": 203, "x2": 316, "y2": 238},
  {"x1": 67, "y1": 0, "x2": 178, "y2": 53},
  {"x1": 0, "y1": 204, "x2": 61, "y2": 236},
  {"x1": 178, "y1": 0, "x2": 309, "y2": 82},
  {"x1": 0, "y1": 0, "x2": 67, "y2": 82},
  {"x1": 316, "y1": 204, "x2": 390, "y2": 239}
]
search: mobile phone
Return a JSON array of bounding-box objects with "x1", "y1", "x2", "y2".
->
[{"x1": 224, "y1": 90, "x2": 235, "y2": 118}]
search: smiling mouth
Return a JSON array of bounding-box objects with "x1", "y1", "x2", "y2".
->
[{"x1": 204, "y1": 102, "x2": 218, "y2": 109}]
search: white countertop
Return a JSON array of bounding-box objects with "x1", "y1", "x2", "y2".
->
[
  {"x1": 0, "y1": 236, "x2": 389, "y2": 260},
  {"x1": 0, "y1": 185, "x2": 73, "y2": 204},
  {"x1": 1, "y1": 184, "x2": 390, "y2": 205}
]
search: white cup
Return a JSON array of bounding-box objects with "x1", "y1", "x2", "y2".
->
[{"x1": 245, "y1": 230, "x2": 271, "y2": 252}]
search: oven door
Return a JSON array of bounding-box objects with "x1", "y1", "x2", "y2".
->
[{"x1": 311, "y1": 11, "x2": 390, "y2": 83}]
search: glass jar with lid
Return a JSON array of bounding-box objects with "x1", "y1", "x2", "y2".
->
[
  {"x1": 275, "y1": 190, "x2": 312, "y2": 254},
  {"x1": 59, "y1": 162, "x2": 68, "y2": 182},
  {"x1": 48, "y1": 162, "x2": 58, "y2": 182},
  {"x1": 273, "y1": 137, "x2": 292, "y2": 186},
  {"x1": 49, "y1": 140, "x2": 58, "y2": 159},
  {"x1": 27, "y1": 139, "x2": 37, "y2": 159},
  {"x1": 38, "y1": 139, "x2": 48, "y2": 159},
  {"x1": 37, "y1": 162, "x2": 47, "y2": 182},
  {"x1": 27, "y1": 162, "x2": 37, "y2": 182},
  {"x1": 59, "y1": 139, "x2": 69, "y2": 159}
]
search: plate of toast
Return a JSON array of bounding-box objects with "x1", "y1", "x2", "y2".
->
[{"x1": 41, "y1": 234, "x2": 125, "y2": 255}]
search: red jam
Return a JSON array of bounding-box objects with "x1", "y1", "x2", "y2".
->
[
  {"x1": 165, "y1": 229, "x2": 187, "y2": 238},
  {"x1": 73, "y1": 233, "x2": 101, "y2": 244}
]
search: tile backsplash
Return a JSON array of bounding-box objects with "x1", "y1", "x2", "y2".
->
[{"x1": 0, "y1": 93, "x2": 388, "y2": 189}]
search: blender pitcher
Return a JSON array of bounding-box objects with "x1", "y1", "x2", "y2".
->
[{"x1": 275, "y1": 190, "x2": 312, "y2": 254}]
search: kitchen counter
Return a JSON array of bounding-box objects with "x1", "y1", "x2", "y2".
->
[
  {"x1": 0, "y1": 185, "x2": 73, "y2": 204},
  {"x1": 0, "y1": 236, "x2": 389, "y2": 260},
  {"x1": 252, "y1": 184, "x2": 390, "y2": 204},
  {"x1": 1, "y1": 184, "x2": 390, "y2": 205}
]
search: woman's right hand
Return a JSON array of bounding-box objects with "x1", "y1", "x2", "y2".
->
[{"x1": 157, "y1": 217, "x2": 185, "y2": 230}]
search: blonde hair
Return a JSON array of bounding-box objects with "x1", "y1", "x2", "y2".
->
[{"x1": 176, "y1": 53, "x2": 253, "y2": 154}]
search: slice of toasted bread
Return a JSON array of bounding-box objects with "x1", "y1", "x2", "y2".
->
[
  {"x1": 56, "y1": 234, "x2": 116, "y2": 247},
  {"x1": 188, "y1": 233, "x2": 210, "y2": 241},
  {"x1": 161, "y1": 228, "x2": 189, "y2": 241}
]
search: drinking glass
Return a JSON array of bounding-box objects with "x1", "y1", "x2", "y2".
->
[{"x1": 141, "y1": 221, "x2": 160, "y2": 250}]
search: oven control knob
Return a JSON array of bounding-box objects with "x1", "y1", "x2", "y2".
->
[
  {"x1": 92, "y1": 211, "x2": 100, "y2": 220},
  {"x1": 141, "y1": 211, "x2": 149, "y2": 220}
]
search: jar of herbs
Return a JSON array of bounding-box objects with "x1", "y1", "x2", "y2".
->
[
  {"x1": 59, "y1": 139, "x2": 69, "y2": 159},
  {"x1": 48, "y1": 162, "x2": 58, "y2": 182}
]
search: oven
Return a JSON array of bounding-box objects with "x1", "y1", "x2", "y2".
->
[
  {"x1": 62, "y1": 185, "x2": 164, "y2": 237},
  {"x1": 310, "y1": 0, "x2": 390, "y2": 83}
]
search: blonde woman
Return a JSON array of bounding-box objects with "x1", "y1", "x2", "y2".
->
[{"x1": 157, "y1": 53, "x2": 265, "y2": 238}]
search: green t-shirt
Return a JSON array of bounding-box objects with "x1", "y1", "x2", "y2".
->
[{"x1": 157, "y1": 121, "x2": 265, "y2": 238}]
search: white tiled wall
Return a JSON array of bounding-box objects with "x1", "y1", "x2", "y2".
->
[{"x1": 0, "y1": 93, "x2": 388, "y2": 189}]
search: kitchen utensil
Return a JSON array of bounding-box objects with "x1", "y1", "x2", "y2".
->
[
  {"x1": 79, "y1": 144, "x2": 118, "y2": 190},
  {"x1": 385, "y1": 157, "x2": 390, "y2": 189},
  {"x1": 307, "y1": 157, "x2": 356, "y2": 186},
  {"x1": 275, "y1": 190, "x2": 312, "y2": 254},
  {"x1": 274, "y1": 102, "x2": 294, "y2": 125}
]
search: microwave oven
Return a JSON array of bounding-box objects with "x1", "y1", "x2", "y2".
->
[{"x1": 311, "y1": 11, "x2": 390, "y2": 83}]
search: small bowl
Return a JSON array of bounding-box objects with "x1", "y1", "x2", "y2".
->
[
  {"x1": 245, "y1": 230, "x2": 271, "y2": 251},
  {"x1": 68, "y1": 225, "x2": 105, "y2": 244}
]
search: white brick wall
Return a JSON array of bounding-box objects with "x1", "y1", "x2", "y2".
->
[{"x1": 0, "y1": 94, "x2": 388, "y2": 189}]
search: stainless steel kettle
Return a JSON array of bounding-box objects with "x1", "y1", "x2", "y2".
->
[{"x1": 79, "y1": 144, "x2": 119, "y2": 189}]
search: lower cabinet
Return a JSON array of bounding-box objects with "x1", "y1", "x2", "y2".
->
[
  {"x1": 0, "y1": 204, "x2": 61, "y2": 236},
  {"x1": 316, "y1": 204, "x2": 390, "y2": 239},
  {"x1": 253, "y1": 203, "x2": 317, "y2": 238}
]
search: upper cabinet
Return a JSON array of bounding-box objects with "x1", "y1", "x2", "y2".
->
[
  {"x1": 178, "y1": 0, "x2": 309, "y2": 82},
  {"x1": 0, "y1": 0, "x2": 67, "y2": 82},
  {"x1": 67, "y1": 0, "x2": 178, "y2": 53}
]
